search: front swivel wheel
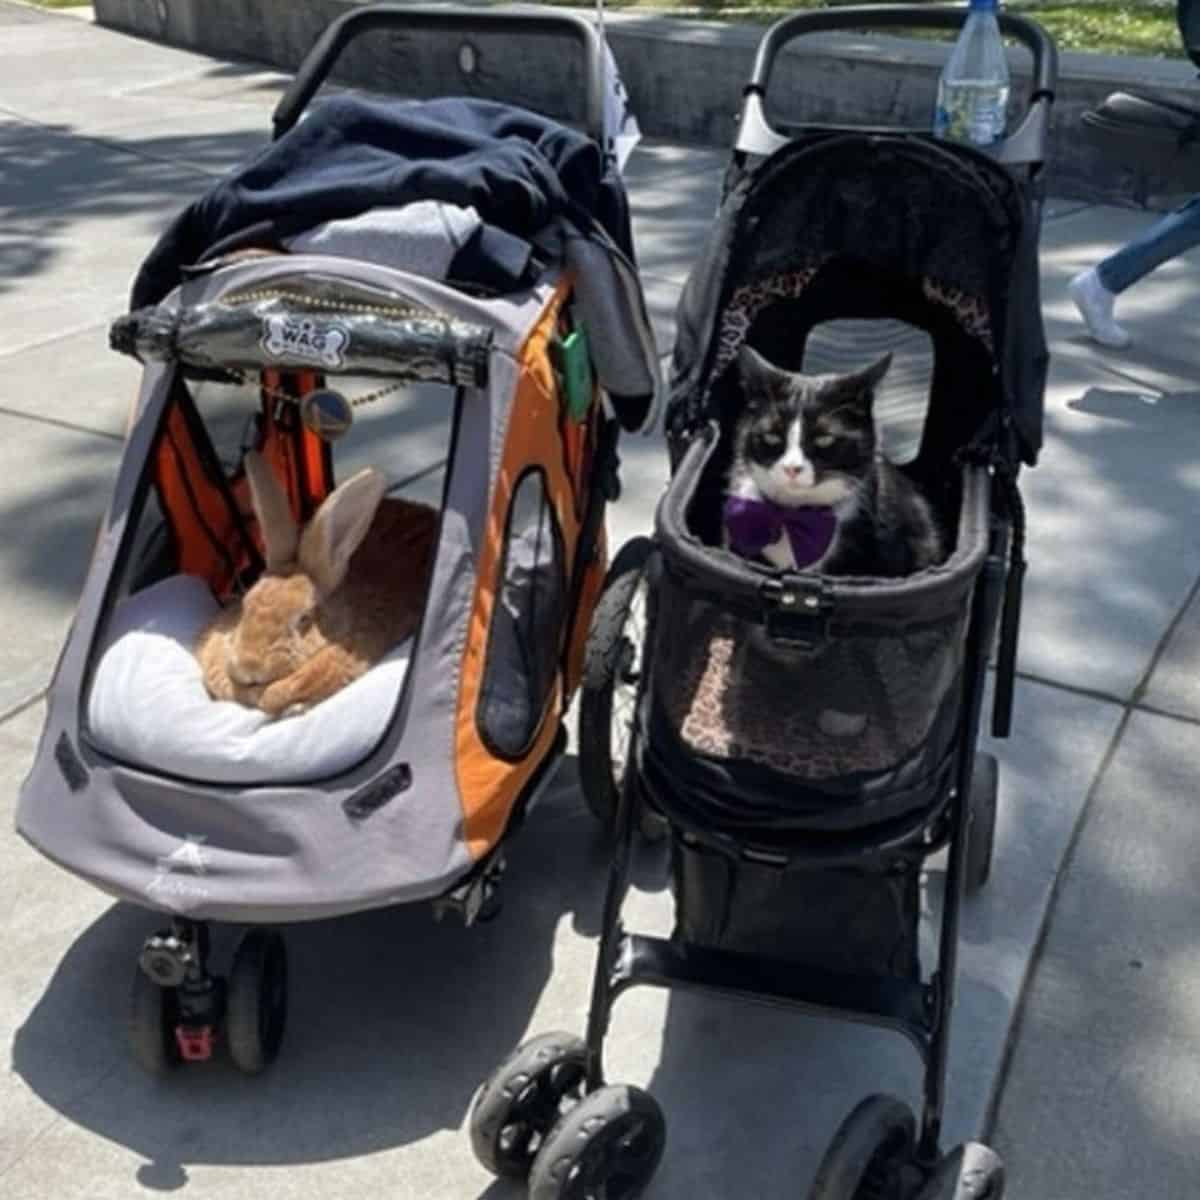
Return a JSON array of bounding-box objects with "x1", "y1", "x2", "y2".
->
[
  {"x1": 469, "y1": 1032, "x2": 588, "y2": 1180},
  {"x1": 128, "y1": 962, "x2": 182, "y2": 1075},
  {"x1": 529, "y1": 1083, "x2": 666, "y2": 1200},
  {"x1": 914, "y1": 1142, "x2": 1005, "y2": 1199}
]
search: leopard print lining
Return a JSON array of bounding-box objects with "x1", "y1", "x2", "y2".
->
[
  {"x1": 664, "y1": 613, "x2": 962, "y2": 781},
  {"x1": 712, "y1": 268, "x2": 822, "y2": 383},
  {"x1": 921, "y1": 278, "x2": 994, "y2": 352},
  {"x1": 712, "y1": 269, "x2": 994, "y2": 387}
]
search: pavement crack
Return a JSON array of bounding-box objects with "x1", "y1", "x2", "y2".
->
[
  {"x1": 1009, "y1": 667, "x2": 1125, "y2": 709},
  {"x1": 0, "y1": 321, "x2": 113, "y2": 363},
  {"x1": 0, "y1": 100, "x2": 220, "y2": 183},
  {"x1": 983, "y1": 701, "x2": 1133, "y2": 1139},
  {"x1": 986, "y1": 565, "x2": 1200, "y2": 1135},
  {"x1": 0, "y1": 403, "x2": 124, "y2": 442},
  {"x1": 0, "y1": 688, "x2": 47, "y2": 728},
  {"x1": 0, "y1": 1059, "x2": 123, "y2": 1183}
]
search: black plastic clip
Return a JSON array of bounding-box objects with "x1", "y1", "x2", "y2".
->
[{"x1": 760, "y1": 575, "x2": 832, "y2": 650}]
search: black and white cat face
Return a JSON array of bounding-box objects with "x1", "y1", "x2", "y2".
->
[{"x1": 733, "y1": 345, "x2": 892, "y2": 508}]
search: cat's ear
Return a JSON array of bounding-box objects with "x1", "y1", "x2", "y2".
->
[
  {"x1": 738, "y1": 344, "x2": 787, "y2": 405},
  {"x1": 847, "y1": 352, "x2": 892, "y2": 395},
  {"x1": 827, "y1": 352, "x2": 892, "y2": 411}
]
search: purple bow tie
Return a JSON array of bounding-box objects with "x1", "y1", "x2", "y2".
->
[{"x1": 723, "y1": 495, "x2": 837, "y2": 568}]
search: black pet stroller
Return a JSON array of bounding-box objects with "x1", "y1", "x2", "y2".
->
[{"x1": 469, "y1": 7, "x2": 1057, "y2": 1199}]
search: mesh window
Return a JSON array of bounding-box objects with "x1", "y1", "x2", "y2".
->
[
  {"x1": 655, "y1": 592, "x2": 966, "y2": 783},
  {"x1": 478, "y1": 469, "x2": 566, "y2": 757}
]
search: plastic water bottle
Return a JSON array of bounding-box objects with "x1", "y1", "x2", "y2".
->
[{"x1": 933, "y1": 0, "x2": 1010, "y2": 147}]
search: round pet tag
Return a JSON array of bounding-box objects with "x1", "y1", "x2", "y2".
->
[{"x1": 300, "y1": 388, "x2": 354, "y2": 442}]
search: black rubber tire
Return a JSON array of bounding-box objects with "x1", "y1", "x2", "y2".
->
[
  {"x1": 225, "y1": 928, "x2": 287, "y2": 1075},
  {"x1": 965, "y1": 753, "x2": 999, "y2": 895},
  {"x1": 914, "y1": 1142, "x2": 1005, "y2": 1200},
  {"x1": 129, "y1": 962, "x2": 182, "y2": 1075},
  {"x1": 529, "y1": 1083, "x2": 666, "y2": 1200},
  {"x1": 807, "y1": 1094, "x2": 917, "y2": 1200},
  {"x1": 468, "y1": 1032, "x2": 589, "y2": 1179},
  {"x1": 577, "y1": 537, "x2": 657, "y2": 836}
]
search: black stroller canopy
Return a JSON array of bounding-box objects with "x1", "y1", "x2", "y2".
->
[{"x1": 667, "y1": 131, "x2": 1049, "y2": 470}]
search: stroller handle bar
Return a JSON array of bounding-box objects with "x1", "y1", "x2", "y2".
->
[
  {"x1": 272, "y1": 4, "x2": 608, "y2": 148},
  {"x1": 737, "y1": 4, "x2": 1059, "y2": 167}
]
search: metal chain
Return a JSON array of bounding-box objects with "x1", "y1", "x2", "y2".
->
[{"x1": 219, "y1": 365, "x2": 404, "y2": 410}]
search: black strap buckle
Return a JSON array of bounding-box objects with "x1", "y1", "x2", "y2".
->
[{"x1": 760, "y1": 575, "x2": 832, "y2": 649}]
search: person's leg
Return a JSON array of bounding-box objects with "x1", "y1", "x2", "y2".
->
[
  {"x1": 1070, "y1": 193, "x2": 1200, "y2": 348},
  {"x1": 1096, "y1": 193, "x2": 1200, "y2": 293}
]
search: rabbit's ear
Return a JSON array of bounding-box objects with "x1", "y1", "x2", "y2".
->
[
  {"x1": 245, "y1": 450, "x2": 298, "y2": 570},
  {"x1": 299, "y1": 467, "x2": 388, "y2": 596}
]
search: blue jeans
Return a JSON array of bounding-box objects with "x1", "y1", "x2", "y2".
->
[{"x1": 1097, "y1": 194, "x2": 1200, "y2": 294}]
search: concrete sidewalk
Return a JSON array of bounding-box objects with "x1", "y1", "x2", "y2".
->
[{"x1": 2, "y1": 5, "x2": 1199, "y2": 1198}]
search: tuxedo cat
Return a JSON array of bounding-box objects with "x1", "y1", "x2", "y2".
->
[
  {"x1": 724, "y1": 345, "x2": 944, "y2": 577},
  {"x1": 723, "y1": 346, "x2": 945, "y2": 739}
]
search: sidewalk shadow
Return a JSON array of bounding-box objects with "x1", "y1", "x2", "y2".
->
[
  {"x1": 543, "y1": 842, "x2": 1010, "y2": 1200},
  {"x1": 631, "y1": 935, "x2": 1010, "y2": 1197},
  {"x1": 1068, "y1": 384, "x2": 1200, "y2": 423},
  {"x1": 10, "y1": 755, "x2": 610, "y2": 1191}
]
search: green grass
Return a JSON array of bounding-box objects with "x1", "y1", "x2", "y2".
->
[
  {"x1": 1018, "y1": 2, "x2": 1181, "y2": 56},
  {"x1": 577, "y1": 1, "x2": 1186, "y2": 58}
]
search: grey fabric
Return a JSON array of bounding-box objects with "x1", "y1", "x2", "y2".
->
[
  {"x1": 563, "y1": 229, "x2": 661, "y2": 426},
  {"x1": 285, "y1": 202, "x2": 481, "y2": 279},
  {"x1": 14, "y1": 258, "x2": 557, "y2": 924}
]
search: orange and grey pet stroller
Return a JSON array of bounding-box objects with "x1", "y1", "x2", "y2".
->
[{"x1": 15, "y1": 6, "x2": 658, "y2": 1075}]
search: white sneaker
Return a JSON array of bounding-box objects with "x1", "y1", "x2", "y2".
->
[{"x1": 1068, "y1": 268, "x2": 1132, "y2": 349}]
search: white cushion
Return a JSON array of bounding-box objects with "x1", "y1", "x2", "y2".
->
[{"x1": 87, "y1": 575, "x2": 411, "y2": 784}]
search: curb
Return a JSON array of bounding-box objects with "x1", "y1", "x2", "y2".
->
[{"x1": 92, "y1": 0, "x2": 1200, "y2": 209}]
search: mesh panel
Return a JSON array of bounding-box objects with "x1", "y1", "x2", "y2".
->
[
  {"x1": 478, "y1": 469, "x2": 565, "y2": 757},
  {"x1": 655, "y1": 593, "x2": 965, "y2": 783}
]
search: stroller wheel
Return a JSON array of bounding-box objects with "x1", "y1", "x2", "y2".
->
[
  {"x1": 225, "y1": 928, "x2": 287, "y2": 1074},
  {"x1": 965, "y1": 753, "x2": 999, "y2": 895},
  {"x1": 578, "y1": 536, "x2": 658, "y2": 838},
  {"x1": 529, "y1": 1083, "x2": 666, "y2": 1200},
  {"x1": 913, "y1": 1142, "x2": 1005, "y2": 1200},
  {"x1": 807, "y1": 1094, "x2": 917, "y2": 1200},
  {"x1": 128, "y1": 962, "x2": 182, "y2": 1075},
  {"x1": 469, "y1": 1032, "x2": 588, "y2": 1179}
]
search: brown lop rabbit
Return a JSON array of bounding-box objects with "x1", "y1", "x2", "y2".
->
[{"x1": 196, "y1": 450, "x2": 438, "y2": 717}]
